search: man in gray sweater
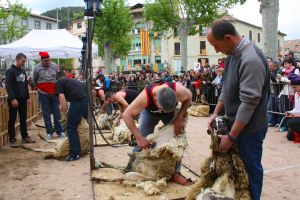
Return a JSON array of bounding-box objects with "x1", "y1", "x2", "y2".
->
[
  {"x1": 207, "y1": 20, "x2": 270, "y2": 200},
  {"x1": 33, "y1": 52, "x2": 64, "y2": 140}
]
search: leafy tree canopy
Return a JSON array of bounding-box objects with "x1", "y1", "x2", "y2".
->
[
  {"x1": 0, "y1": 0, "x2": 30, "y2": 44},
  {"x1": 52, "y1": 58, "x2": 74, "y2": 72},
  {"x1": 94, "y1": 0, "x2": 133, "y2": 59},
  {"x1": 145, "y1": 0, "x2": 246, "y2": 35}
]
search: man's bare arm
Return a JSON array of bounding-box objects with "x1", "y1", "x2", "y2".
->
[
  {"x1": 123, "y1": 90, "x2": 150, "y2": 148},
  {"x1": 59, "y1": 93, "x2": 67, "y2": 113},
  {"x1": 115, "y1": 92, "x2": 129, "y2": 117},
  {"x1": 173, "y1": 83, "x2": 192, "y2": 135}
]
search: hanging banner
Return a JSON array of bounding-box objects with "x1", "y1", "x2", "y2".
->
[{"x1": 141, "y1": 29, "x2": 150, "y2": 56}]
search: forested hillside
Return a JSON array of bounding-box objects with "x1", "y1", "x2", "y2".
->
[{"x1": 41, "y1": 7, "x2": 84, "y2": 28}]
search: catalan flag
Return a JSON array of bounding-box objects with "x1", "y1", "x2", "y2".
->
[{"x1": 141, "y1": 29, "x2": 150, "y2": 56}]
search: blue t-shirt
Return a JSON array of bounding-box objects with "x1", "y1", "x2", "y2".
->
[{"x1": 104, "y1": 77, "x2": 111, "y2": 90}]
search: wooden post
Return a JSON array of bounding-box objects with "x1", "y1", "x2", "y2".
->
[{"x1": 0, "y1": 91, "x2": 41, "y2": 150}]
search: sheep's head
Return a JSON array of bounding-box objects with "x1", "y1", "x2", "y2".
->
[
  {"x1": 211, "y1": 116, "x2": 229, "y2": 136},
  {"x1": 208, "y1": 116, "x2": 229, "y2": 152}
]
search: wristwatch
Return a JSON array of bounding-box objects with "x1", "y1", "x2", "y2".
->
[{"x1": 227, "y1": 133, "x2": 237, "y2": 142}]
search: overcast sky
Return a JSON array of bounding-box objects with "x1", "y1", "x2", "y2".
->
[{"x1": 9, "y1": 0, "x2": 300, "y2": 40}]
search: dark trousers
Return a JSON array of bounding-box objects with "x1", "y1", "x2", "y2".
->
[
  {"x1": 8, "y1": 98, "x2": 28, "y2": 142},
  {"x1": 287, "y1": 118, "x2": 300, "y2": 141},
  {"x1": 267, "y1": 93, "x2": 279, "y2": 125},
  {"x1": 67, "y1": 97, "x2": 88, "y2": 156},
  {"x1": 237, "y1": 128, "x2": 267, "y2": 200},
  {"x1": 39, "y1": 93, "x2": 64, "y2": 135},
  {"x1": 287, "y1": 118, "x2": 300, "y2": 132}
]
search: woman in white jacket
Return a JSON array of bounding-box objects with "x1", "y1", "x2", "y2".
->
[
  {"x1": 286, "y1": 73, "x2": 300, "y2": 141},
  {"x1": 276, "y1": 59, "x2": 299, "y2": 131}
]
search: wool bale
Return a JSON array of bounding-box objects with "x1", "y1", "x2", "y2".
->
[
  {"x1": 132, "y1": 134, "x2": 187, "y2": 180},
  {"x1": 136, "y1": 179, "x2": 167, "y2": 196},
  {"x1": 96, "y1": 114, "x2": 114, "y2": 130},
  {"x1": 188, "y1": 104, "x2": 210, "y2": 117},
  {"x1": 111, "y1": 120, "x2": 137, "y2": 143}
]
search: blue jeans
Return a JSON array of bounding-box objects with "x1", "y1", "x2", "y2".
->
[
  {"x1": 67, "y1": 97, "x2": 88, "y2": 156},
  {"x1": 237, "y1": 128, "x2": 267, "y2": 200},
  {"x1": 267, "y1": 93, "x2": 279, "y2": 125},
  {"x1": 134, "y1": 109, "x2": 182, "y2": 172},
  {"x1": 39, "y1": 93, "x2": 64, "y2": 135}
]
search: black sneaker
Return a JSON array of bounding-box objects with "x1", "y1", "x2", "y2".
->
[
  {"x1": 10, "y1": 140, "x2": 19, "y2": 148},
  {"x1": 65, "y1": 154, "x2": 80, "y2": 161}
]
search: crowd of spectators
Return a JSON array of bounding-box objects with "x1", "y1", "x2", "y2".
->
[
  {"x1": 1, "y1": 50, "x2": 299, "y2": 140},
  {"x1": 91, "y1": 63, "x2": 225, "y2": 109},
  {"x1": 267, "y1": 50, "x2": 300, "y2": 136}
]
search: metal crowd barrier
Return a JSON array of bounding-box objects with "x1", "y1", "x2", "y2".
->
[
  {"x1": 268, "y1": 82, "x2": 294, "y2": 130},
  {"x1": 202, "y1": 82, "x2": 294, "y2": 131},
  {"x1": 108, "y1": 81, "x2": 295, "y2": 130}
]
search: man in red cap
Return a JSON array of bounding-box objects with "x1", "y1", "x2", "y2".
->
[{"x1": 33, "y1": 51, "x2": 65, "y2": 140}]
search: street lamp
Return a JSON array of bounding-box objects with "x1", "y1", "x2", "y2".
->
[
  {"x1": 83, "y1": 0, "x2": 102, "y2": 170},
  {"x1": 84, "y1": 0, "x2": 102, "y2": 17}
]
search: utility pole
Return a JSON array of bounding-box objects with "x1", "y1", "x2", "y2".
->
[
  {"x1": 56, "y1": 8, "x2": 59, "y2": 29},
  {"x1": 67, "y1": 7, "x2": 70, "y2": 28},
  {"x1": 86, "y1": 17, "x2": 95, "y2": 170},
  {"x1": 83, "y1": 0, "x2": 102, "y2": 170}
]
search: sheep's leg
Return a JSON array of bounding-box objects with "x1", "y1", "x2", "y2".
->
[
  {"x1": 91, "y1": 176, "x2": 124, "y2": 182},
  {"x1": 92, "y1": 172, "x2": 153, "y2": 183},
  {"x1": 20, "y1": 144, "x2": 56, "y2": 153},
  {"x1": 99, "y1": 161, "x2": 123, "y2": 169}
]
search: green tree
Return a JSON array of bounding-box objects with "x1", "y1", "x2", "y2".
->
[
  {"x1": 53, "y1": 58, "x2": 74, "y2": 72},
  {"x1": 0, "y1": 0, "x2": 30, "y2": 44},
  {"x1": 94, "y1": 0, "x2": 133, "y2": 73},
  {"x1": 145, "y1": 0, "x2": 246, "y2": 71}
]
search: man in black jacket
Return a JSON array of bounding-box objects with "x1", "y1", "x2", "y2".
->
[{"x1": 6, "y1": 53, "x2": 35, "y2": 148}]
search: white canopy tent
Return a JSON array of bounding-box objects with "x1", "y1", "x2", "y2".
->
[{"x1": 0, "y1": 29, "x2": 98, "y2": 59}]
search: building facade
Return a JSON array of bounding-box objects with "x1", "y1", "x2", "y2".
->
[
  {"x1": 67, "y1": 19, "x2": 104, "y2": 73},
  {"x1": 122, "y1": 4, "x2": 286, "y2": 73},
  {"x1": 24, "y1": 13, "x2": 57, "y2": 32},
  {"x1": 284, "y1": 40, "x2": 300, "y2": 60},
  {"x1": 121, "y1": 4, "x2": 165, "y2": 72},
  {"x1": 67, "y1": 19, "x2": 86, "y2": 39},
  {"x1": 0, "y1": 13, "x2": 58, "y2": 76}
]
